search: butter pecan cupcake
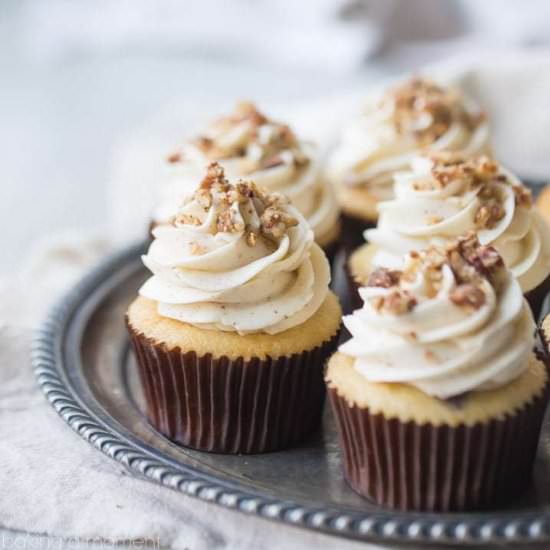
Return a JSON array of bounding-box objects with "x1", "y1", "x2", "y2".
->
[
  {"x1": 536, "y1": 184, "x2": 550, "y2": 227},
  {"x1": 153, "y1": 101, "x2": 341, "y2": 259},
  {"x1": 127, "y1": 163, "x2": 341, "y2": 453},
  {"x1": 328, "y1": 77, "x2": 490, "y2": 251},
  {"x1": 349, "y1": 153, "x2": 550, "y2": 316},
  {"x1": 328, "y1": 236, "x2": 549, "y2": 511}
]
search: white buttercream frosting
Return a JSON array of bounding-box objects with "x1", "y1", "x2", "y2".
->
[
  {"x1": 340, "y1": 236, "x2": 535, "y2": 399},
  {"x1": 153, "y1": 102, "x2": 339, "y2": 246},
  {"x1": 366, "y1": 153, "x2": 550, "y2": 293},
  {"x1": 328, "y1": 77, "x2": 490, "y2": 200},
  {"x1": 141, "y1": 163, "x2": 330, "y2": 335}
]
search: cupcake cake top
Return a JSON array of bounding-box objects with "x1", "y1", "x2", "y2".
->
[
  {"x1": 341, "y1": 234, "x2": 534, "y2": 399},
  {"x1": 155, "y1": 102, "x2": 339, "y2": 246},
  {"x1": 328, "y1": 77, "x2": 489, "y2": 199},
  {"x1": 366, "y1": 152, "x2": 550, "y2": 292},
  {"x1": 141, "y1": 163, "x2": 330, "y2": 335}
]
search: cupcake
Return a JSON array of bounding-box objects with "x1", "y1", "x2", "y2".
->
[
  {"x1": 153, "y1": 101, "x2": 341, "y2": 260},
  {"x1": 328, "y1": 235, "x2": 549, "y2": 511},
  {"x1": 328, "y1": 77, "x2": 490, "y2": 251},
  {"x1": 536, "y1": 184, "x2": 550, "y2": 227},
  {"x1": 127, "y1": 163, "x2": 341, "y2": 454},
  {"x1": 349, "y1": 153, "x2": 550, "y2": 317}
]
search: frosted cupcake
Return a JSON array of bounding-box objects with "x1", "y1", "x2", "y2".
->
[
  {"x1": 328, "y1": 235, "x2": 549, "y2": 511},
  {"x1": 328, "y1": 77, "x2": 489, "y2": 250},
  {"x1": 536, "y1": 184, "x2": 550, "y2": 227},
  {"x1": 349, "y1": 153, "x2": 550, "y2": 316},
  {"x1": 127, "y1": 163, "x2": 341, "y2": 453},
  {"x1": 154, "y1": 101, "x2": 341, "y2": 257}
]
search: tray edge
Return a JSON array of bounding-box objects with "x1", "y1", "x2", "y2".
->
[{"x1": 31, "y1": 240, "x2": 550, "y2": 547}]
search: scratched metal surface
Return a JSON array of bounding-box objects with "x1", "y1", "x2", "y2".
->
[{"x1": 32, "y1": 240, "x2": 550, "y2": 546}]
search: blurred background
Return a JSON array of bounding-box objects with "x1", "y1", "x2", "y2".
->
[{"x1": 2, "y1": 0, "x2": 550, "y2": 275}]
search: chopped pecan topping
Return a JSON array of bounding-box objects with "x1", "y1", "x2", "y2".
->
[
  {"x1": 449, "y1": 283, "x2": 486, "y2": 309},
  {"x1": 235, "y1": 181, "x2": 258, "y2": 200},
  {"x1": 264, "y1": 192, "x2": 288, "y2": 207},
  {"x1": 234, "y1": 100, "x2": 269, "y2": 126},
  {"x1": 195, "y1": 188, "x2": 212, "y2": 210},
  {"x1": 373, "y1": 290, "x2": 417, "y2": 315},
  {"x1": 383, "y1": 78, "x2": 483, "y2": 146},
  {"x1": 474, "y1": 245, "x2": 504, "y2": 272},
  {"x1": 453, "y1": 232, "x2": 479, "y2": 258},
  {"x1": 513, "y1": 184, "x2": 532, "y2": 208},
  {"x1": 474, "y1": 199, "x2": 506, "y2": 229},
  {"x1": 403, "y1": 245, "x2": 446, "y2": 293},
  {"x1": 411, "y1": 153, "x2": 536, "y2": 231},
  {"x1": 424, "y1": 244, "x2": 448, "y2": 269},
  {"x1": 448, "y1": 249, "x2": 479, "y2": 285},
  {"x1": 447, "y1": 233, "x2": 504, "y2": 282},
  {"x1": 260, "y1": 207, "x2": 298, "y2": 239},
  {"x1": 193, "y1": 136, "x2": 225, "y2": 160},
  {"x1": 195, "y1": 136, "x2": 214, "y2": 149},
  {"x1": 167, "y1": 151, "x2": 182, "y2": 163},
  {"x1": 225, "y1": 187, "x2": 251, "y2": 205},
  {"x1": 174, "y1": 213, "x2": 201, "y2": 227},
  {"x1": 187, "y1": 102, "x2": 308, "y2": 173},
  {"x1": 366, "y1": 234, "x2": 505, "y2": 316},
  {"x1": 367, "y1": 267, "x2": 402, "y2": 289},
  {"x1": 216, "y1": 207, "x2": 244, "y2": 233},
  {"x1": 427, "y1": 153, "x2": 499, "y2": 190},
  {"x1": 200, "y1": 162, "x2": 229, "y2": 191},
  {"x1": 176, "y1": 163, "x2": 299, "y2": 240},
  {"x1": 245, "y1": 230, "x2": 257, "y2": 247}
]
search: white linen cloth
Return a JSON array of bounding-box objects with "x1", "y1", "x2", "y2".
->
[
  {"x1": 0, "y1": 234, "x2": 377, "y2": 550},
  {"x1": 2, "y1": 53, "x2": 550, "y2": 549}
]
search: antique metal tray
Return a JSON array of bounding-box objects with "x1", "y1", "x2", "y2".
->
[{"x1": 32, "y1": 240, "x2": 550, "y2": 546}]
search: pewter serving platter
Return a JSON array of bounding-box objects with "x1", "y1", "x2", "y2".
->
[{"x1": 32, "y1": 240, "x2": 550, "y2": 546}]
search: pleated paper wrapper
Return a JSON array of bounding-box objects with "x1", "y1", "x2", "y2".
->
[
  {"x1": 128, "y1": 323, "x2": 339, "y2": 454},
  {"x1": 328, "y1": 378, "x2": 550, "y2": 512}
]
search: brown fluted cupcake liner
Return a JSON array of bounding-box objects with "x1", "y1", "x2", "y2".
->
[
  {"x1": 128, "y1": 324, "x2": 339, "y2": 454},
  {"x1": 328, "y1": 380, "x2": 550, "y2": 512},
  {"x1": 343, "y1": 254, "x2": 363, "y2": 314},
  {"x1": 322, "y1": 239, "x2": 339, "y2": 267},
  {"x1": 340, "y1": 213, "x2": 375, "y2": 256},
  {"x1": 525, "y1": 272, "x2": 550, "y2": 322}
]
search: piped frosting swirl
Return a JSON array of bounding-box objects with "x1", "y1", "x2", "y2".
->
[
  {"x1": 366, "y1": 152, "x2": 550, "y2": 292},
  {"x1": 154, "y1": 102, "x2": 339, "y2": 246},
  {"x1": 328, "y1": 77, "x2": 490, "y2": 200},
  {"x1": 340, "y1": 234, "x2": 534, "y2": 399},
  {"x1": 141, "y1": 163, "x2": 330, "y2": 335}
]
